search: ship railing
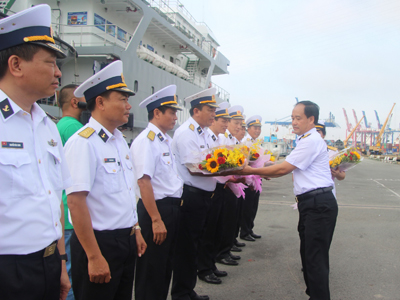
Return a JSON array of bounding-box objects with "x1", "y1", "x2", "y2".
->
[
  {"x1": 146, "y1": 0, "x2": 217, "y2": 57},
  {"x1": 210, "y1": 82, "x2": 230, "y2": 102},
  {"x1": 52, "y1": 23, "x2": 133, "y2": 50}
]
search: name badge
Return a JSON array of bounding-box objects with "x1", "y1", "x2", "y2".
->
[
  {"x1": 1, "y1": 141, "x2": 23, "y2": 149},
  {"x1": 200, "y1": 145, "x2": 205, "y2": 148},
  {"x1": 163, "y1": 152, "x2": 170, "y2": 156},
  {"x1": 104, "y1": 158, "x2": 116, "y2": 163}
]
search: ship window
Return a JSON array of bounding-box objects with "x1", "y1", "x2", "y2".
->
[
  {"x1": 170, "y1": 56, "x2": 174, "y2": 63},
  {"x1": 134, "y1": 80, "x2": 138, "y2": 93},
  {"x1": 151, "y1": 86, "x2": 154, "y2": 94}
]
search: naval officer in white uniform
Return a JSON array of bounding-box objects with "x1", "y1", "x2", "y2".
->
[
  {"x1": 0, "y1": 5, "x2": 72, "y2": 300},
  {"x1": 65, "y1": 61, "x2": 146, "y2": 300},
  {"x1": 241, "y1": 101, "x2": 337, "y2": 300},
  {"x1": 171, "y1": 88, "x2": 219, "y2": 300},
  {"x1": 131, "y1": 85, "x2": 184, "y2": 300}
]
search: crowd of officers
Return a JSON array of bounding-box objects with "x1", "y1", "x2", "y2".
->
[{"x1": 0, "y1": 5, "x2": 339, "y2": 300}]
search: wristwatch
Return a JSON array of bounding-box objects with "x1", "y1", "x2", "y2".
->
[
  {"x1": 60, "y1": 253, "x2": 68, "y2": 262},
  {"x1": 133, "y1": 225, "x2": 141, "y2": 231}
]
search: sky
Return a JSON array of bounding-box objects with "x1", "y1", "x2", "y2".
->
[{"x1": 180, "y1": 0, "x2": 400, "y2": 142}]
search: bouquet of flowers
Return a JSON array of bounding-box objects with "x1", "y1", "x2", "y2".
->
[
  {"x1": 248, "y1": 142, "x2": 275, "y2": 167},
  {"x1": 329, "y1": 147, "x2": 363, "y2": 172},
  {"x1": 185, "y1": 145, "x2": 250, "y2": 175}
]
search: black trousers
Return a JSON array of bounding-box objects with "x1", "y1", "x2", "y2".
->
[
  {"x1": 297, "y1": 190, "x2": 338, "y2": 300},
  {"x1": 198, "y1": 183, "x2": 225, "y2": 276},
  {"x1": 135, "y1": 197, "x2": 180, "y2": 300},
  {"x1": 240, "y1": 188, "x2": 260, "y2": 237},
  {"x1": 0, "y1": 242, "x2": 61, "y2": 300},
  {"x1": 171, "y1": 186, "x2": 213, "y2": 300},
  {"x1": 216, "y1": 187, "x2": 239, "y2": 260},
  {"x1": 71, "y1": 228, "x2": 137, "y2": 300}
]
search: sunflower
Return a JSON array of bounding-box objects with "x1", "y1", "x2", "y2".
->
[
  {"x1": 236, "y1": 155, "x2": 245, "y2": 166},
  {"x1": 206, "y1": 158, "x2": 219, "y2": 173},
  {"x1": 214, "y1": 148, "x2": 225, "y2": 158}
]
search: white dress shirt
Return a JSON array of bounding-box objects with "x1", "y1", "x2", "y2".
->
[
  {"x1": 172, "y1": 117, "x2": 217, "y2": 192},
  {"x1": 286, "y1": 128, "x2": 334, "y2": 196},
  {"x1": 65, "y1": 117, "x2": 137, "y2": 231},
  {"x1": 131, "y1": 122, "x2": 183, "y2": 200},
  {"x1": 218, "y1": 129, "x2": 239, "y2": 146},
  {"x1": 0, "y1": 90, "x2": 71, "y2": 254},
  {"x1": 207, "y1": 128, "x2": 220, "y2": 148}
]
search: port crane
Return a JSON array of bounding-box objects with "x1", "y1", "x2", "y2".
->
[{"x1": 369, "y1": 103, "x2": 396, "y2": 155}]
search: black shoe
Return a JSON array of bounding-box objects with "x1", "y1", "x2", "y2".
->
[
  {"x1": 240, "y1": 234, "x2": 256, "y2": 242},
  {"x1": 231, "y1": 245, "x2": 242, "y2": 252},
  {"x1": 198, "y1": 273, "x2": 222, "y2": 284},
  {"x1": 216, "y1": 257, "x2": 239, "y2": 266},
  {"x1": 250, "y1": 232, "x2": 262, "y2": 239},
  {"x1": 229, "y1": 252, "x2": 241, "y2": 260},
  {"x1": 191, "y1": 293, "x2": 210, "y2": 300},
  {"x1": 213, "y1": 269, "x2": 228, "y2": 277},
  {"x1": 235, "y1": 239, "x2": 246, "y2": 247}
]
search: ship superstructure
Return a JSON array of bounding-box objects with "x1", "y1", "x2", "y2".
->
[{"x1": 2, "y1": 0, "x2": 230, "y2": 141}]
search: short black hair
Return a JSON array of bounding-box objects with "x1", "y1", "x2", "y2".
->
[
  {"x1": 189, "y1": 104, "x2": 206, "y2": 116},
  {"x1": 0, "y1": 44, "x2": 42, "y2": 80},
  {"x1": 296, "y1": 101, "x2": 319, "y2": 125},
  {"x1": 148, "y1": 106, "x2": 169, "y2": 121},
  {"x1": 86, "y1": 90, "x2": 113, "y2": 112},
  {"x1": 58, "y1": 84, "x2": 78, "y2": 108}
]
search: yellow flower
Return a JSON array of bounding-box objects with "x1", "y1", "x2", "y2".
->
[
  {"x1": 236, "y1": 154, "x2": 245, "y2": 166},
  {"x1": 270, "y1": 156, "x2": 275, "y2": 162},
  {"x1": 214, "y1": 148, "x2": 225, "y2": 158},
  {"x1": 354, "y1": 152, "x2": 361, "y2": 160},
  {"x1": 206, "y1": 158, "x2": 219, "y2": 173},
  {"x1": 329, "y1": 160, "x2": 333, "y2": 166}
]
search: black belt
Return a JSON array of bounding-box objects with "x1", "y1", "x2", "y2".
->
[
  {"x1": 0, "y1": 241, "x2": 58, "y2": 259},
  {"x1": 139, "y1": 197, "x2": 181, "y2": 207},
  {"x1": 93, "y1": 227, "x2": 132, "y2": 237},
  {"x1": 184, "y1": 184, "x2": 214, "y2": 198},
  {"x1": 295, "y1": 186, "x2": 333, "y2": 202}
]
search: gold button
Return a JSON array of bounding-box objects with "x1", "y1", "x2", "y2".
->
[
  {"x1": 55, "y1": 222, "x2": 58, "y2": 226},
  {"x1": 23, "y1": 112, "x2": 27, "y2": 116},
  {"x1": 48, "y1": 190, "x2": 51, "y2": 194},
  {"x1": 113, "y1": 169, "x2": 116, "y2": 172},
  {"x1": 38, "y1": 159, "x2": 41, "y2": 163}
]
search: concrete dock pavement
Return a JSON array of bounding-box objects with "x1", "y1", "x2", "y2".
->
[{"x1": 182, "y1": 158, "x2": 400, "y2": 300}]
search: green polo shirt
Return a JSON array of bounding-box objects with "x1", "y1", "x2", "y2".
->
[{"x1": 57, "y1": 116, "x2": 83, "y2": 229}]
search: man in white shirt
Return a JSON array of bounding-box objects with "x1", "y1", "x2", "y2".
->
[
  {"x1": 131, "y1": 85, "x2": 184, "y2": 300},
  {"x1": 198, "y1": 102, "x2": 231, "y2": 284},
  {"x1": 65, "y1": 61, "x2": 146, "y2": 300},
  {"x1": 171, "y1": 88, "x2": 218, "y2": 300},
  {"x1": 241, "y1": 101, "x2": 337, "y2": 300},
  {"x1": 0, "y1": 5, "x2": 72, "y2": 300}
]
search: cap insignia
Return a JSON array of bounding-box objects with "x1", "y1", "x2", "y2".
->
[{"x1": 224, "y1": 132, "x2": 228, "y2": 138}]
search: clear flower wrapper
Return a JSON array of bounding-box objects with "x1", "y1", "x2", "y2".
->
[{"x1": 329, "y1": 146, "x2": 363, "y2": 172}]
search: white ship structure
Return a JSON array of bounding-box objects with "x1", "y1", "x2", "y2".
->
[{"x1": 2, "y1": 0, "x2": 230, "y2": 142}]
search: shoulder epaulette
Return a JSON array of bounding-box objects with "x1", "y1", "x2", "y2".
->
[
  {"x1": 147, "y1": 130, "x2": 155, "y2": 141},
  {"x1": 299, "y1": 133, "x2": 311, "y2": 140},
  {"x1": 224, "y1": 132, "x2": 228, "y2": 138},
  {"x1": 78, "y1": 127, "x2": 95, "y2": 139},
  {"x1": 189, "y1": 124, "x2": 195, "y2": 131},
  {"x1": 327, "y1": 145, "x2": 338, "y2": 151}
]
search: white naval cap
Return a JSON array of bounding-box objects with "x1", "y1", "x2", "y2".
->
[
  {"x1": 241, "y1": 114, "x2": 247, "y2": 127},
  {"x1": 215, "y1": 101, "x2": 231, "y2": 118},
  {"x1": 246, "y1": 115, "x2": 262, "y2": 127},
  {"x1": 228, "y1": 105, "x2": 244, "y2": 120},
  {"x1": 74, "y1": 60, "x2": 134, "y2": 101},
  {"x1": 184, "y1": 87, "x2": 219, "y2": 108},
  {"x1": 0, "y1": 4, "x2": 65, "y2": 58},
  {"x1": 139, "y1": 85, "x2": 182, "y2": 112}
]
